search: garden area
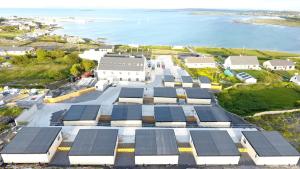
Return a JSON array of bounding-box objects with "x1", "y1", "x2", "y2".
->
[
  {"x1": 246, "y1": 111, "x2": 300, "y2": 151},
  {"x1": 217, "y1": 83, "x2": 300, "y2": 116}
]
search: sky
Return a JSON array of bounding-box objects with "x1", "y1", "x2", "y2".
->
[{"x1": 1, "y1": 0, "x2": 300, "y2": 11}]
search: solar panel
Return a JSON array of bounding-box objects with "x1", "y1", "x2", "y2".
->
[
  {"x1": 69, "y1": 129, "x2": 118, "y2": 156},
  {"x1": 199, "y1": 76, "x2": 211, "y2": 84},
  {"x1": 119, "y1": 87, "x2": 144, "y2": 98},
  {"x1": 135, "y1": 129, "x2": 179, "y2": 156},
  {"x1": 181, "y1": 76, "x2": 193, "y2": 83},
  {"x1": 111, "y1": 105, "x2": 142, "y2": 120},
  {"x1": 154, "y1": 106, "x2": 186, "y2": 122},
  {"x1": 185, "y1": 88, "x2": 212, "y2": 99},
  {"x1": 63, "y1": 105, "x2": 100, "y2": 121},
  {"x1": 194, "y1": 106, "x2": 230, "y2": 122},
  {"x1": 154, "y1": 87, "x2": 177, "y2": 98}
]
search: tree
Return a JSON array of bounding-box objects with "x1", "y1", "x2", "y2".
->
[
  {"x1": 36, "y1": 49, "x2": 48, "y2": 62},
  {"x1": 81, "y1": 59, "x2": 96, "y2": 71},
  {"x1": 49, "y1": 50, "x2": 65, "y2": 59},
  {"x1": 70, "y1": 64, "x2": 83, "y2": 77},
  {"x1": 63, "y1": 52, "x2": 81, "y2": 65}
]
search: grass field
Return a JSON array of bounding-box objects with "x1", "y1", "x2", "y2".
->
[
  {"x1": 236, "y1": 70, "x2": 282, "y2": 83},
  {"x1": 246, "y1": 111, "x2": 300, "y2": 151},
  {"x1": 217, "y1": 83, "x2": 300, "y2": 116}
]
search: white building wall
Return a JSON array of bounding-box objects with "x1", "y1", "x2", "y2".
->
[
  {"x1": 63, "y1": 120, "x2": 98, "y2": 126},
  {"x1": 164, "y1": 82, "x2": 175, "y2": 87},
  {"x1": 182, "y1": 83, "x2": 193, "y2": 88},
  {"x1": 155, "y1": 122, "x2": 186, "y2": 128},
  {"x1": 153, "y1": 97, "x2": 177, "y2": 104},
  {"x1": 185, "y1": 63, "x2": 216, "y2": 68},
  {"x1": 119, "y1": 98, "x2": 143, "y2": 104},
  {"x1": 199, "y1": 83, "x2": 211, "y2": 89},
  {"x1": 135, "y1": 156, "x2": 179, "y2": 165},
  {"x1": 97, "y1": 70, "x2": 146, "y2": 82},
  {"x1": 186, "y1": 98, "x2": 211, "y2": 105},
  {"x1": 111, "y1": 120, "x2": 142, "y2": 127}
]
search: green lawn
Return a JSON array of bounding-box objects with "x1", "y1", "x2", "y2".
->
[
  {"x1": 217, "y1": 83, "x2": 300, "y2": 116},
  {"x1": 246, "y1": 111, "x2": 300, "y2": 151},
  {"x1": 236, "y1": 70, "x2": 282, "y2": 83}
]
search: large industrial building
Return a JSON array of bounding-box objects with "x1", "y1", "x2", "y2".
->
[
  {"x1": 68, "y1": 129, "x2": 118, "y2": 165},
  {"x1": 154, "y1": 106, "x2": 186, "y2": 127},
  {"x1": 163, "y1": 75, "x2": 176, "y2": 87},
  {"x1": 135, "y1": 129, "x2": 179, "y2": 165},
  {"x1": 190, "y1": 130, "x2": 240, "y2": 165},
  {"x1": 194, "y1": 106, "x2": 231, "y2": 127},
  {"x1": 1, "y1": 127, "x2": 62, "y2": 164},
  {"x1": 62, "y1": 105, "x2": 101, "y2": 126},
  {"x1": 111, "y1": 105, "x2": 142, "y2": 127},
  {"x1": 241, "y1": 131, "x2": 300, "y2": 165},
  {"x1": 118, "y1": 87, "x2": 144, "y2": 104},
  {"x1": 181, "y1": 76, "x2": 193, "y2": 88},
  {"x1": 185, "y1": 88, "x2": 212, "y2": 104},
  {"x1": 153, "y1": 87, "x2": 177, "y2": 104}
]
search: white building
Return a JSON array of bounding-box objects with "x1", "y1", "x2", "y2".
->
[
  {"x1": 181, "y1": 76, "x2": 193, "y2": 88},
  {"x1": 190, "y1": 130, "x2": 240, "y2": 165},
  {"x1": 111, "y1": 105, "x2": 142, "y2": 127},
  {"x1": 184, "y1": 57, "x2": 216, "y2": 68},
  {"x1": 97, "y1": 56, "x2": 146, "y2": 82},
  {"x1": 263, "y1": 59, "x2": 295, "y2": 70},
  {"x1": 95, "y1": 80, "x2": 110, "y2": 91},
  {"x1": 79, "y1": 49, "x2": 107, "y2": 61},
  {"x1": 241, "y1": 131, "x2": 299, "y2": 165},
  {"x1": 163, "y1": 75, "x2": 175, "y2": 87},
  {"x1": 118, "y1": 87, "x2": 144, "y2": 104},
  {"x1": 185, "y1": 88, "x2": 212, "y2": 105},
  {"x1": 224, "y1": 56, "x2": 260, "y2": 70},
  {"x1": 0, "y1": 46, "x2": 34, "y2": 56},
  {"x1": 62, "y1": 105, "x2": 100, "y2": 126},
  {"x1": 236, "y1": 72, "x2": 257, "y2": 84},
  {"x1": 98, "y1": 45, "x2": 114, "y2": 53},
  {"x1": 199, "y1": 76, "x2": 212, "y2": 89},
  {"x1": 290, "y1": 75, "x2": 300, "y2": 85},
  {"x1": 194, "y1": 106, "x2": 231, "y2": 128},
  {"x1": 153, "y1": 87, "x2": 177, "y2": 104},
  {"x1": 68, "y1": 129, "x2": 118, "y2": 165},
  {"x1": 154, "y1": 106, "x2": 186, "y2": 127},
  {"x1": 1, "y1": 127, "x2": 62, "y2": 164}
]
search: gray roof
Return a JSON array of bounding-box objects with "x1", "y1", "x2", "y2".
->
[
  {"x1": 135, "y1": 129, "x2": 179, "y2": 156},
  {"x1": 1, "y1": 127, "x2": 61, "y2": 154},
  {"x1": 98, "y1": 45, "x2": 114, "y2": 50},
  {"x1": 267, "y1": 59, "x2": 295, "y2": 67},
  {"x1": 199, "y1": 76, "x2": 211, "y2": 84},
  {"x1": 63, "y1": 105, "x2": 100, "y2": 121},
  {"x1": 242, "y1": 131, "x2": 299, "y2": 157},
  {"x1": 228, "y1": 56, "x2": 259, "y2": 65},
  {"x1": 154, "y1": 87, "x2": 177, "y2": 98},
  {"x1": 98, "y1": 56, "x2": 145, "y2": 71},
  {"x1": 194, "y1": 106, "x2": 230, "y2": 122},
  {"x1": 154, "y1": 106, "x2": 186, "y2": 122},
  {"x1": 119, "y1": 87, "x2": 144, "y2": 98},
  {"x1": 181, "y1": 76, "x2": 193, "y2": 83},
  {"x1": 190, "y1": 130, "x2": 240, "y2": 156},
  {"x1": 185, "y1": 88, "x2": 212, "y2": 99},
  {"x1": 164, "y1": 75, "x2": 175, "y2": 82},
  {"x1": 69, "y1": 129, "x2": 118, "y2": 156},
  {"x1": 111, "y1": 105, "x2": 142, "y2": 121}
]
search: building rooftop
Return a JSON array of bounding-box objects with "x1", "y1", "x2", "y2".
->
[
  {"x1": 119, "y1": 87, "x2": 144, "y2": 98},
  {"x1": 199, "y1": 76, "x2": 211, "y2": 84},
  {"x1": 69, "y1": 129, "x2": 118, "y2": 156},
  {"x1": 1, "y1": 127, "x2": 61, "y2": 154},
  {"x1": 111, "y1": 105, "x2": 142, "y2": 121},
  {"x1": 63, "y1": 105, "x2": 100, "y2": 121},
  {"x1": 154, "y1": 87, "x2": 177, "y2": 98},
  {"x1": 135, "y1": 129, "x2": 179, "y2": 156},
  {"x1": 227, "y1": 56, "x2": 259, "y2": 66},
  {"x1": 267, "y1": 59, "x2": 295, "y2": 67},
  {"x1": 190, "y1": 130, "x2": 240, "y2": 156},
  {"x1": 154, "y1": 106, "x2": 186, "y2": 122},
  {"x1": 185, "y1": 88, "x2": 212, "y2": 99},
  {"x1": 98, "y1": 45, "x2": 114, "y2": 50},
  {"x1": 98, "y1": 56, "x2": 145, "y2": 71},
  {"x1": 0, "y1": 46, "x2": 34, "y2": 51},
  {"x1": 194, "y1": 106, "x2": 230, "y2": 122},
  {"x1": 185, "y1": 57, "x2": 215, "y2": 63},
  {"x1": 164, "y1": 75, "x2": 175, "y2": 82},
  {"x1": 242, "y1": 131, "x2": 299, "y2": 157},
  {"x1": 181, "y1": 76, "x2": 193, "y2": 83}
]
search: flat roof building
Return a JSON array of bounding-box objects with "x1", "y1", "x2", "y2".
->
[
  {"x1": 190, "y1": 130, "x2": 240, "y2": 165},
  {"x1": 199, "y1": 76, "x2": 212, "y2": 89},
  {"x1": 62, "y1": 105, "x2": 100, "y2": 126},
  {"x1": 135, "y1": 129, "x2": 179, "y2": 165},
  {"x1": 185, "y1": 88, "x2": 212, "y2": 104},
  {"x1": 153, "y1": 87, "x2": 177, "y2": 104},
  {"x1": 154, "y1": 106, "x2": 186, "y2": 127},
  {"x1": 68, "y1": 129, "x2": 118, "y2": 165},
  {"x1": 163, "y1": 75, "x2": 175, "y2": 87},
  {"x1": 1, "y1": 127, "x2": 62, "y2": 164},
  {"x1": 181, "y1": 76, "x2": 193, "y2": 88},
  {"x1": 194, "y1": 106, "x2": 231, "y2": 127},
  {"x1": 111, "y1": 105, "x2": 142, "y2": 127},
  {"x1": 241, "y1": 131, "x2": 300, "y2": 165},
  {"x1": 118, "y1": 87, "x2": 144, "y2": 104}
]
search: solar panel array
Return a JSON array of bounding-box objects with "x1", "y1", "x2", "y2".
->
[
  {"x1": 154, "y1": 87, "x2": 177, "y2": 98},
  {"x1": 69, "y1": 129, "x2": 118, "y2": 156},
  {"x1": 199, "y1": 76, "x2": 211, "y2": 84},
  {"x1": 119, "y1": 87, "x2": 144, "y2": 98},
  {"x1": 1, "y1": 127, "x2": 61, "y2": 154},
  {"x1": 181, "y1": 76, "x2": 193, "y2": 83},
  {"x1": 63, "y1": 105, "x2": 100, "y2": 121},
  {"x1": 154, "y1": 106, "x2": 186, "y2": 122},
  {"x1": 185, "y1": 88, "x2": 212, "y2": 99},
  {"x1": 190, "y1": 130, "x2": 239, "y2": 156},
  {"x1": 111, "y1": 105, "x2": 142, "y2": 120},
  {"x1": 164, "y1": 75, "x2": 175, "y2": 82},
  {"x1": 135, "y1": 129, "x2": 179, "y2": 156},
  {"x1": 194, "y1": 106, "x2": 230, "y2": 122},
  {"x1": 242, "y1": 131, "x2": 300, "y2": 157}
]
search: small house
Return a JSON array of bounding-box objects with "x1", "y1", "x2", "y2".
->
[
  {"x1": 118, "y1": 87, "x2": 144, "y2": 104},
  {"x1": 62, "y1": 105, "x2": 100, "y2": 126},
  {"x1": 236, "y1": 72, "x2": 257, "y2": 84},
  {"x1": 154, "y1": 106, "x2": 186, "y2": 127},
  {"x1": 153, "y1": 87, "x2": 177, "y2": 104},
  {"x1": 224, "y1": 56, "x2": 260, "y2": 70},
  {"x1": 194, "y1": 106, "x2": 231, "y2": 127},
  {"x1": 185, "y1": 88, "x2": 212, "y2": 104},
  {"x1": 263, "y1": 59, "x2": 295, "y2": 70},
  {"x1": 184, "y1": 57, "x2": 216, "y2": 68},
  {"x1": 163, "y1": 75, "x2": 175, "y2": 87},
  {"x1": 181, "y1": 76, "x2": 193, "y2": 88},
  {"x1": 199, "y1": 76, "x2": 211, "y2": 89}
]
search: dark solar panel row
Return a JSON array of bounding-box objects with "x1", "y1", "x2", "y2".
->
[
  {"x1": 111, "y1": 105, "x2": 142, "y2": 120},
  {"x1": 194, "y1": 106, "x2": 230, "y2": 122},
  {"x1": 185, "y1": 88, "x2": 212, "y2": 99},
  {"x1": 154, "y1": 87, "x2": 177, "y2": 98},
  {"x1": 119, "y1": 87, "x2": 144, "y2": 98},
  {"x1": 63, "y1": 105, "x2": 100, "y2": 121},
  {"x1": 154, "y1": 106, "x2": 186, "y2": 122}
]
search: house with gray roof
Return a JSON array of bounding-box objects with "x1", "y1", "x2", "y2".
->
[
  {"x1": 263, "y1": 59, "x2": 295, "y2": 70},
  {"x1": 184, "y1": 57, "x2": 216, "y2": 68},
  {"x1": 224, "y1": 56, "x2": 260, "y2": 70},
  {"x1": 97, "y1": 56, "x2": 146, "y2": 82}
]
